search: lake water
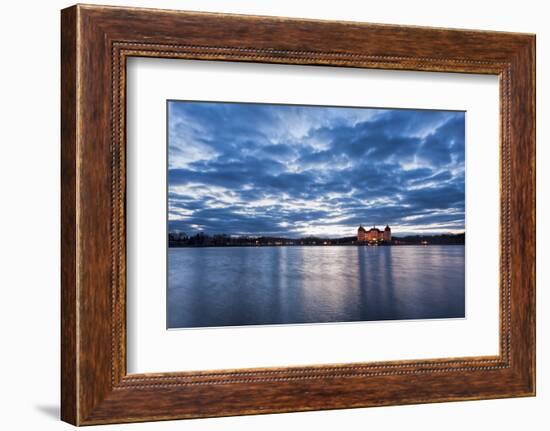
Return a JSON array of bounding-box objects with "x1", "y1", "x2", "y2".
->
[{"x1": 167, "y1": 245, "x2": 465, "y2": 328}]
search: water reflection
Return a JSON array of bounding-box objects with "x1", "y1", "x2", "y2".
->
[{"x1": 168, "y1": 245, "x2": 465, "y2": 328}]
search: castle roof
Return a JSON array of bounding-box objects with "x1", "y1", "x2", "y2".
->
[{"x1": 359, "y1": 225, "x2": 390, "y2": 233}]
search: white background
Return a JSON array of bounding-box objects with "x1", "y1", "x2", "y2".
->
[
  {"x1": 0, "y1": 0, "x2": 547, "y2": 430},
  {"x1": 127, "y1": 59, "x2": 499, "y2": 373}
]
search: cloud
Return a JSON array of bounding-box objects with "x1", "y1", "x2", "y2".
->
[{"x1": 168, "y1": 101, "x2": 465, "y2": 237}]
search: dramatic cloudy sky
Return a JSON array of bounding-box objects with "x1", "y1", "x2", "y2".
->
[{"x1": 167, "y1": 101, "x2": 465, "y2": 238}]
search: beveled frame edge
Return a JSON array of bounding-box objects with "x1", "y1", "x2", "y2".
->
[
  {"x1": 61, "y1": 4, "x2": 535, "y2": 426},
  {"x1": 113, "y1": 45, "x2": 512, "y2": 383}
]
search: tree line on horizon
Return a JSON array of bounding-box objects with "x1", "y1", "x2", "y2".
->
[{"x1": 168, "y1": 231, "x2": 465, "y2": 247}]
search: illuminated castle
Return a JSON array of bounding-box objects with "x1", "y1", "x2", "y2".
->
[{"x1": 357, "y1": 225, "x2": 391, "y2": 243}]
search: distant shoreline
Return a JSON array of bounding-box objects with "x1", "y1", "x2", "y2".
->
[
  {"x1": 168, "y1": 232, "x2": 465, "y2": 248},
  {"x1": 168, "y1": 243, "x2": 465, "y2": 248}
]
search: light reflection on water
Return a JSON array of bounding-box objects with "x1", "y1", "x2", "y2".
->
[{"x1": 167, "y1": 245, "x2": 465, "y2": 329}]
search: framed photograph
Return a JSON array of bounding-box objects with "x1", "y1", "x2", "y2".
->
[{"x1": 61, "y1": 4, "x2": 535, "y2": 425}]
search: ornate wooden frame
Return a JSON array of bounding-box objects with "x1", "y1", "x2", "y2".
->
[{"x1": 61, "y1": 4, "x2": 535, "y2": 425}]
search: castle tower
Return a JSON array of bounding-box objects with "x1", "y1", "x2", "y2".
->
[
  {"x1": 383, "y1": 225, "x2": 391, "y2": 242},
  {"x1": 357, "y1": 225, "x2": 367, "y2": 242}
]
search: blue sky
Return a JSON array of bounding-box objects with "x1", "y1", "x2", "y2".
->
[{"x1": 168, "y1": 101, "x2": 465, "y2": 237}]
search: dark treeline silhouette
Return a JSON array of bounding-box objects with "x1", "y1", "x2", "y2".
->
[
  {"x1": 168, "y1": 232, "x2": 465, "y2": 247},
  {"x1": 392, "y1": 232, "x2": 465, "y2": 245}
]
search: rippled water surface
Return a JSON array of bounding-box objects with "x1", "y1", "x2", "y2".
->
[{"x1": 167, "y1": 245, "x2": 465, "y2": 328}]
